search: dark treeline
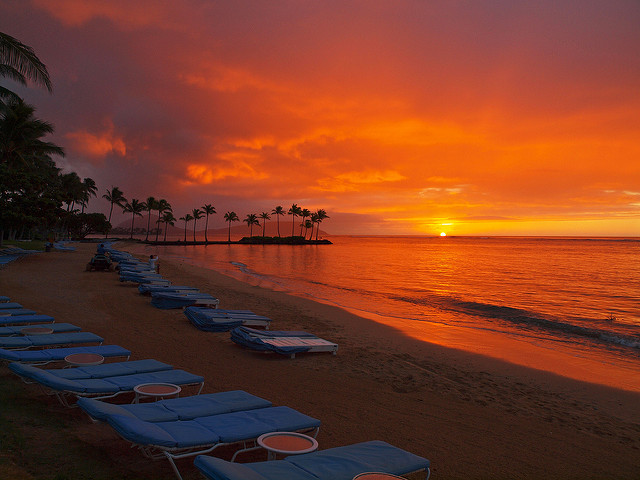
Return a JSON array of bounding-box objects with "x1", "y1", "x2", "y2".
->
[{"x1": 0, "y1": 32, "x2": 109, "y2": 245}]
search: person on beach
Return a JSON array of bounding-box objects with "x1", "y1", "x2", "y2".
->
[{"x1": 149, "y1": 254, "x2": 159, "y2": 273}]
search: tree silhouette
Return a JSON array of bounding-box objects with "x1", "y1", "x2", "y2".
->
[
  {"x1": 122, "y1": 199, "x2": 144, "y2": 239},
  {"x1": 288, "y1": 203, "x2": 303, "y2": 237},
  {"x1": 259, "y1": 212, "x2": 270, "y2": 237},
  {"x1": 271, "y1": 206, "x2": 284, "y2": 237},
  {"x1": 244, "y1": 213, "x2": 259, "y2": 238},
  {"x1": 223, "y1": 211, "x2": 239, "y2": 242},
  {"x1": 192, "y1": 208, "x2": 203, "y2": 242},
  {"x1": 202, "y1": 204, "x2": 216, "y2": 244},
  {"x1": 180, "y1": 214, "x2": 193, "y2": 242}
]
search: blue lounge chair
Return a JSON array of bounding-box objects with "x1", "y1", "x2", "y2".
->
[
  {"x1": 0, "y1": 331, "x2": 103, "y2": 349},
  {"x1": 139, "y1": 284, "x2": 199, "y2": 295},
  {"x1": 77, "y1": 395, "x2": 320, "y2": 480},
  {"x1": 195, "y1": 441, "x2": 431, "y2": 480},
  {"x1": 0, "y1": 314, "x2": 54, "y2": 326},
  {"x1": 0, "y1": 322, "x2": 81, "y2": 336},
  {"x1": 0, "y1": 344, "x2": 131, "y2": 365},
  {"x1": 230, "y1": 327, "x2": 338, "y2": 358},
  {"x1": 9, "y1": 359, "x2": 204, "y2": 406},
  {"x1": 0, "y1": 302, "x2": 24, "y2": 309},
  {"x1": 0, "y1": 296, "x2": 11, "y2": 302},
  {"x1": 185, "y1": 307, "x2": 272, "y2": 332},
  {"x1": 0, "y1": 308, "x2": 38, "y2": 316},
  {"x1": 151, "y1": 292, "x2": 220, "y2": 309}
]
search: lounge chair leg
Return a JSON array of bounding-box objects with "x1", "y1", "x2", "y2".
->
[{"x1": 164, "y1": 452, "x2": 184, "y2": 480}]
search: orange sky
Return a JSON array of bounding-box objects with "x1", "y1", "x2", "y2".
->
[{"x1": 5, "y1": 0, "x2": 640, "y2": 236}]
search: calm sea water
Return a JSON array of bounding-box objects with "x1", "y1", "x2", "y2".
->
[{"x1": 137, "y1": 236, "x2": 640, "y2": 391}]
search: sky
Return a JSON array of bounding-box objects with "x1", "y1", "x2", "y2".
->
[{"x1": 3, "y1": 0, "x2": 640, "y2": 236}]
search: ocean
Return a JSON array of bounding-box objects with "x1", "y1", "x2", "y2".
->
[{"x1": 136, "y1": 236, "x2": 640, "y2": 392}]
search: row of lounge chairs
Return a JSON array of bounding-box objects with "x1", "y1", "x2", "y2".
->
[
  {"x1": 105, "y1": 245, "x2": 340, "y2": 358},
  {"x1": 1, "y1": 293, "x2": 429, "y2": 479}
]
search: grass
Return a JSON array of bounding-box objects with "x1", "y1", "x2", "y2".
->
[
  {"x1": 0, "y1": 371, "x2": 203, "y2": 479},
  {"x1": 1, "y1": 239, "x2": 47, "y2": 251}
]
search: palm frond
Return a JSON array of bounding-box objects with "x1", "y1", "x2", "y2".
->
[{"x1": 0, "y1": 32, "x2": 53, "y2": 92}]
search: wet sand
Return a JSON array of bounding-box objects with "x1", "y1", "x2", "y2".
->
[{"x1": 1, "y1": 241, "x2": 639, "y2": 479}]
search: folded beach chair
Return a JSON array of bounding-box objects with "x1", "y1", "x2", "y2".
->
[
  {"x1": 185, "y1": 307, "x2": 272, "y2": 332},
  {"x1": 194, "y1": 440, "x2": 431, "y2": 480},
  {"x1": 230, "y1": 327, "x2": 338, "y2": 358},
  {"x1": 9, "y1": 359, "x2": 204, "y2": 406},
  {"x1": 0, "y1": 308, "x2": 38, "y2": 316},
  {"x1": 139, "y1": 284, "x2": 199, "y2": 295},
  {"x1": 0, "y1": 295, "x2": 10, "y2": 302},
  {"x1": 151, "y1": 292, "x2": 220, "y2": 309},
  {"x1": 77, "y1": 394, "x2": 320, "y2": 480},
  {"x1": 0, "y1": 344, "x2": 131, "y2": 365},
  {"x1": 0, "y1": 314, "x2": 55, "y2": 326},
  {"x1": 0, "y1": 302, "x2": 24, "y2": 309},
  {"x1": 0, "y1": 331, "x2": 103, "y2": 350},
  {"x1": 0, "y1": 322, "x2": 81, "y2": 336}
]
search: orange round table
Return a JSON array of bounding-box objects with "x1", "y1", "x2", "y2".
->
[
  {"x1": 352, "y1": 473, "x2": 405, "y2": 480},
  {"x1": 133, "y1": 383, "x2": 181, "y2": 403},
  {"x1": 20, "y1": 326, "x2": 54, "y2": 335},
  {"x1": 64, "y1": 353, "x2": 105, "y2": 366},
  {"x1": 257, "y1": 431, "x2": 318, "y2": 460}
]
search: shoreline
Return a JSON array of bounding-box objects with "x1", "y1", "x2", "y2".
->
[{"x1": 1, "y1": 241, "x2": 639, "y2": 479}]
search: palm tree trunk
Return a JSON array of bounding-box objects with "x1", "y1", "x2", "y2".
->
[
  {"x1": 204, "y1": 215, "x2": 209, "y2": 244},
  {"x1": 155, "y1": 212, "x2": 161, "y2": 242},
  {"x1": 227, "y1": 222, "x2": 231, "y2": 242},
  {"x1": 130, "y1": 214, "x2": 135, "y2": 239}
]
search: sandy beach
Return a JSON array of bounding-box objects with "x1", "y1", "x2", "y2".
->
[{"x1": 1, "y1": 241, "x2": 639, "y2": 479}]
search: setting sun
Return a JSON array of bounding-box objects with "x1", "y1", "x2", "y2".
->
[{"x1": 440, "y1": 232, "x2": 447, "y2": 237}]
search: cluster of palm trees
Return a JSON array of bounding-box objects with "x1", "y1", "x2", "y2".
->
[
  {"x1": 105, "y1": 187, "x2": 330, "y2": 244},
  {"x1": 183, "y1": 204, "x2": 329, "y2": 243},
  {"x1": 1, "y1": 32, "x2": 110, "y2": 243}
]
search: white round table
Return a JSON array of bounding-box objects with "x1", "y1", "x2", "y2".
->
[{"x1": 257, "y1": 431, "x2": 318, "y2": 460}]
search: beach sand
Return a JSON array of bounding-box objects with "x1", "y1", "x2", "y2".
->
[{"x1": 1, "y1": 241, "x2": 639, "y2": 479}]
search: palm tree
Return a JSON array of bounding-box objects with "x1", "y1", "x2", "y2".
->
[
  {"x1": 103, "y1": 187, "x2": 126, "y2": 224},
  {"x1": 309, "y1": 212, "x2": 319, "y2": 241},
  {"x1": 244, "y1": 214, "x2": 259, "y2": 238},
  {"x1": 179, "y1": 214, "x2": 193, "y2": 242},
  {"x1": 0, "y1": 98, "x2": 64, "y2": 166},
  {"x1": 315, "y1": 209, "x2": 329, "y2": 240},
  {"x1": 122, "y1": 199, "x2": 144, "y2": 239},
  {"x1": 259, "y1": 212, "x2": 270, "y2": 237},
  {"x1": 201, "y1": 204, "x2": 216, "y2": 243},
  {"x1": 299, "y1": 208, "x2": 311, "y2": 236},
  {"x1": 0, "y1": 32, "x2": 52, "y2": 103},
  {"x1": 223, "y1": 211, "x2": 239, "y2": 242},
  {"x1": 303, "y1": 219, "x2": 313, "y2": 239},
  {"x1": 159, "y1": 211, "x2": 176, "y2": 242},
  {"x1": 192, "y1": 208, "x2": 203, "y2": 242},
  {"x1": 288, "y1": 203, "x2": 303, "y2": 237},
  {"x1": 60, "y1": 171, "x2": 83, "y2": 212},
  {"x1": 154, "y1": 199, "x2": 171, "y2": 242},
  {"x1": 80, "y1": 177, "x2": 97, "y2": 213},
  {"x1": 143, "y1": 196, "x2": 157, "y2": 241},
  {"x1": 271, "y1": 206, "x2": 284, "y2": 237}
]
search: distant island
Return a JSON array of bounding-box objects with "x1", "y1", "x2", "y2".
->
[{"x1": 135, "y1": 236, "x2": 332, "y2": 246}]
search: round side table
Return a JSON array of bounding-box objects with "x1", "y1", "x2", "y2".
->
[
  {"x1": 133, "y1": 383, "x2": 181, "y2": 403},
  {"x1": 64, "y1": 353, "x2": 105, "y2": 366},
  {"x1": 353, "y1": 473, "x2": 406, "y2": 480},
  {"x1": 257, "y1": 431, "x2": 318, "y2": 460},
  {"x1": 21, "y1": 326, "x2": 54, "y2": 335}
]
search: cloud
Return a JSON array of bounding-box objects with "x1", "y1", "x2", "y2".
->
[{"x1": 65, "y1": 126, "x2": 127, "y2": 160}]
